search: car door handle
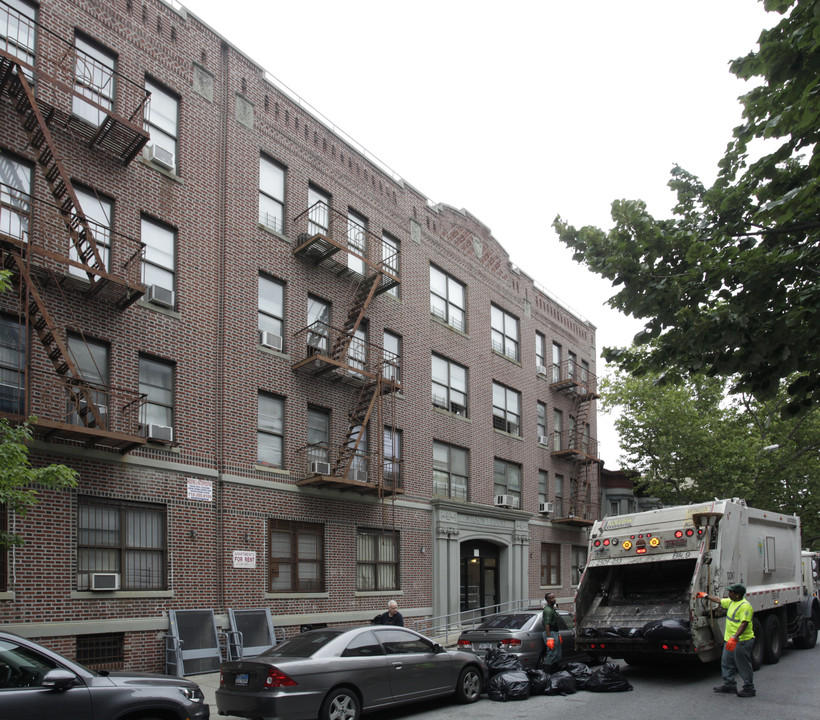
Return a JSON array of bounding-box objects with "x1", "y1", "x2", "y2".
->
[{"x1": 391, "y1": 662, "x2": 403, "y2": 669}]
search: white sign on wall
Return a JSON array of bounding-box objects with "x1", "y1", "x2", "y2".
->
[
  {"x1": 187, "y1": 478, "x2": 213, "y2": 501},
  {"x1": 233, "y1": 550, "x2": 257, "y2": 569}
]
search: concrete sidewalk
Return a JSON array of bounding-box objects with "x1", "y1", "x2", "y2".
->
[{"x1": 191, "y1": 671, "x2": 239, "y2": 719}]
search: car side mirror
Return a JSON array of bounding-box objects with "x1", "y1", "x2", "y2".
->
[
  {"x1": 41, "y1": 668, "x2": 79, "y2": 691},
  {"x1": 432, "y1": 643, "x2": 444, "y2": 653}
]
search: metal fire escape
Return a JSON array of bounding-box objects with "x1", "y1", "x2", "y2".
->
[
  {"x1": 290, "y1": 202, "x2": 402, "y2": 497},
  {"x1": 550, "y1": 360, "x2": 601, "y2": 526},
  {"x1": 0, "y1": 7, "x2": 150, "y2": 452}
]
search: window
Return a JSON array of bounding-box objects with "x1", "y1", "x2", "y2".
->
[
  {"x1": 383, "y1": 331, "x2": 401, "y2": 383},
  {"x1": 571, "y1": 546, "x2": 587, "y2": 585},
  {"x1": 610, "y1": 500, "x2": 620, "y2": 516},
  {"x1": 541, "y1": 543, "x2": 561, "y2": 586},
  {"x1": 0, "y1": 154, "x2": 32, "y2": 243},
  {"x1": 348, "y1": 424, "x2": 368, "y2": 479},
  {"x1": 141, "y1": 217, "x2": 175, "y2": 301},
  {"x1": 347, "y1": 210, "x2": 367, "y2": 275},
  {"x1": 308, "y1": 186, "x2": 330, "y2": 236},
  {"x1": 71, "y1": 187, "x2": 111, "y2": 275},
  {"x1": 67, "y1": 335, "x2": 108, "y2": 427},
  {"x1": 76, "y1": 633, "x2": 124, "y2": 670},
  {"x1": 144, "y1": 79, "x2": 179, "y2": 172},
  {"x1": 139, "y1": 356, "x2": 174, "y2": 431},
  {"x1": 433, "y1": 442, "x2": 469, "y2": 499},
  {"x1": 269, "y1": 520, "x2": 324, "y2": 593},
  {"x1": 258, "y1": 274, "x2": 284, "y2": 347},
  {"x1": 568, "y1": 351, "x2": 577, "y2": 380},
  {"x1": 0, "y1": 0, "x2": 36, "y2": 73},
  {"x1": 553, "y1": 409, "x2": 563, "y2": 451},
  {"x1": 306, "y1": 407, "x2": 329, "y2": 465},
  {"x1": 357, "y1": 528, "x2": 399, "y2": 591},
  {"x1": 554, "y1": 474, "x2": 564, "y2": 516},
  {"x1": 306, "y1": 296, "x2": 330, "y2": 355},
  {"x1": 431, "y1": 354, "x2": 467, "y2": 416},
  {"x1": 538, "y1": 470, "x2": 548, "y2": 505},
  {"x1": 581, "y1": 359, "x2": 590, "y2": 386},
  {"x1": 493, "y1": 458, "x2": 521, "y2": 504},
  {"x1": 552, "y1": 342, "x2": 562, "y2": 383},
  {"x1": 491, "y1": 304, "x2": 519, "y2": 361},
  {"x1": 382, "y1": 232, "x2": 400, "y2": 297},
  {"x1": 348, "y1": 325, "x2": 367, "y2": 378},
  {"x1": 73, "y1": 35, "x2": 115, "y2": 126},
  {"x1": 384, "y1": 427, "x2": 402, "y2": 484},
  {"x1": 535, "y1": 332, "x2": 546, "y2": 373},
  {"x1": 583, "y1": 423, "x2": 592, "y2": 454},
  {"x1": 259, "y1": 156, "x2": 285, "y2": 232},
  {"x1": 0, "y1": 316, "x2": 25, "y2": 415},
  {"x1": 258, "y1": 393, "x2": 284, "y2": 467},
  {"x1": 77, "y1": 497, "x2": 166, "y2": 590},
  {"x1": 492, "y1": 382, "x2": 520, "y2": 435},
  {"x1": 537, "y1": 402, "x2": 547, "y2": 443},
  {"x1": 429, "y1": 265, "x2": 465, "y2": 331}
]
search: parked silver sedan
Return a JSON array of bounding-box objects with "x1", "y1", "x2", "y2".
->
[{"x1": 216, "y1": 625, "x2": 485, "y2": 720}]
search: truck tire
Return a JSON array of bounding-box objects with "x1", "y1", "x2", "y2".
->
[
  {"x1": 793, "y1": 617, "x2": 818, "y2": 650},
  {"x1": 750, "y1": 617, "x2": 765, "y2": 670},
  {"x1": 763, "y1": 614, "x2": 783, "y2": 664}
]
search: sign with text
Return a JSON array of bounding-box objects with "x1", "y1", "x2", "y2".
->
[
  {"x1": 187, "y1": 478, "x2": 213, "y2": 501},
  {"x1": 233, "y1": 550, "x2": 257, "y2": 568}
]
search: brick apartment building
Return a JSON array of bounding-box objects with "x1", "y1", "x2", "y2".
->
[{"x1": 0, "y1": 0, "x2": 601, "y2": 671}]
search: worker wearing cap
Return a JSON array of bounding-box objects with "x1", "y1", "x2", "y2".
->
[
  {"x1": 541, "y1": 592, "x2": 562, "y2": 671},
  {"x1": 700, "y1": 583, "x2": 756, "y2": 697}
]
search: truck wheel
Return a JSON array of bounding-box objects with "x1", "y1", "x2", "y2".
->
[
  {"x1": 750, "y1": 617, "x2": 765, "y2": 670},
  {"x1": 793, "y1": 617, "x2": 817, "y2": 650},
  {"x1": 763, "y1": 615, "x2": 783, "y2": 664}
]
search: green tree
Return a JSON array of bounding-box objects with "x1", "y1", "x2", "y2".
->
[{"x1": 554, "y1": 0, "x2": 819, "y2": 414}]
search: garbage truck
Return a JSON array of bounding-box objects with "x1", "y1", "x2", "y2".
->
[{"x1": 574, "y1": 498, "x2": 820, "y2": 666}]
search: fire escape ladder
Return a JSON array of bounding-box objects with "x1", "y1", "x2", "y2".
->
[
  {"x1": 329, "y1": 273, "x2": 380, "y2": 361},
  {"x1": 7, "y1": 252, "x2": 106, "y2": 428},
  {"x1": 335, "y1": 377, "x2": 379, "y2": 478},
  {"x1": 7, "y1": 65, "x2": 106, "y2": 285}
]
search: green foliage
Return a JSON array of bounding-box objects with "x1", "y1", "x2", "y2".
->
[
  {"x1": 554, "y1": 0, "x2": 819, "y2": 414},
  {"x1": 0, "y1": 418, "x2": 79, "y2": 547}
]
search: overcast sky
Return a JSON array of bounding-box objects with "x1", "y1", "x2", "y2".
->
[{"x1": 178, "y1": 0, "x2": 775, "y2": 466}]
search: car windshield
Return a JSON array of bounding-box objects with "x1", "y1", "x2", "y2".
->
[
  {"x1": 476, "y1": 613, "x2": 535, "y2": 630},
  {"x1": 259, "y1": 630, "x2": 344, "y2": 658}
]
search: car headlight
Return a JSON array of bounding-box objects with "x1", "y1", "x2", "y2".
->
[{"x1": 180, "y1": 686, "x2": 205, "y2": 703}]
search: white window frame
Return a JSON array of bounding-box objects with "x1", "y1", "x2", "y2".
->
[
  {"x1": 141, "y1": 216, "x2": 175, "y2": 302},
  {"x1": 73, "y1": 34, "x2": 115, "y2": 126},
  {"x1": 144, "y1": 79, "x2": 179, "y2": 172},
  {"x1": 259, "y1": 156, "x2": 286, "y2": 233},
  {"x1": 491, "y1": 304, "x2": 519, "y2": 361},
  {"x1": 431, "y1": 354, "x2": 467, "y2": 416},
  {"x1": 429, "y1": 265, "x2": 465, "y2": 331},
  {"x1": 492, "y1": 381, "x2": 520, "y2": 435}
]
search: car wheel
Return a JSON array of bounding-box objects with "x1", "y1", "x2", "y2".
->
[
  {"x1": 320, "y1": 687, "x2": 361, "y2": 720},
  {"x1": 454, "y1": 666, "x2": 483, "y2": 703}
]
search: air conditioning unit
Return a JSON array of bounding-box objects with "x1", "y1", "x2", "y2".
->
[
  {"x1": 146, "y1": 284, "x2": 175, "y2": 309},
  {"x1": 146, "y1": 424, "x2": 174, "y2": 443},
  {"x1": 147, "y1": 143, "x2": 175, "y2": 171},
  {"x1": 539, "y1": 501, "x2": 555, "y2": 514},
  {"x1": 538, "y1": 435, "x2": 550, "y2": 446},
  {"x1": 352, "y1": 469, "x2": 368, "y2": 483},
  {"x1": 259, "y1": 331, "x2": 283, "y2": 351},
  {"x1": 90, "y1": 572, "x2": 120, "y2": 591},
  {"x1": 494, "y1": 494, "x2": 519, "y2": 509},
  {"x1": 310, "y1": 461, "x2": 331, "y2": 476},
  {"x1": 537, "y1": 364, "x2": 548, "y2": 376}
]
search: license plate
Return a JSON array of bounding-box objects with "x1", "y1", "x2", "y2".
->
[
  {"x1": 235, "y1": 673, "x2": 249, "y2": 687},
  {"x1": 477, "y1": 642, "x2": 495, "y2": 651}
]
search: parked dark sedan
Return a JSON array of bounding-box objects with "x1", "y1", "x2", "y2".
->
[
  {"x1": 457, "y1": 609, "x2": 603, "y2": 667},
  {"x1": 0, "y1": 630, "x2": 208, "y2": 720},
  {"x1": 216, "y1": 625, "x2": 485, "y2": 720}
]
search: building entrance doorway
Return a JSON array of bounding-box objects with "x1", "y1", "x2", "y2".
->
[{"x1": 460, "y1": 540, "x2": 499, "y2": 612}]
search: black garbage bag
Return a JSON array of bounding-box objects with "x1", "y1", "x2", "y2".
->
[
  {"x1": 487, "y1": 670, "x2": 532, "y2": 702},
  {"x1": 581, "y1": 627, "x2": 599, "y2": 637},
  {"x1": 545, "y1": 670, "x2": 578, "y2": 696},
  {"x1": 525, "y1": 668, "x2": 549, "y2": 695},
  {"x1": 484, "y1": 645, "x2": 523, "y2": 675},
  {"x1": 622, "y1": 627, "x2": 643, "y2": 638},
  {"x1": 586, "y1": 663, "x2": 633, "y2": 692},
  {"x1": 563, "y1": 662, "x2": 593, "y2": 689},
  {"x1": 642, "y1": 618, "x2": 690, "y2": 640}
]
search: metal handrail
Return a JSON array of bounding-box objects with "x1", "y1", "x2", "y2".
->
[{"x1": 413, "y1": 598, "x2": 541, "y2": 646}]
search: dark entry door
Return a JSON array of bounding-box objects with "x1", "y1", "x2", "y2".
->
[{"x1": 460, "y1": 540, "x2": 499, "y2": 612}]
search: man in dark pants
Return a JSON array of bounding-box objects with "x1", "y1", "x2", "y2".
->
[{"x1": 541, "y1": 592, "x2": 562, "y2": 670}]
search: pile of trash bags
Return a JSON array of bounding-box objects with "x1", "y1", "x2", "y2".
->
[
  {"x1": 484, "y1": 646, "x2": 633, "y2": 702},
  {"x1": 580, "y1": 617, "x2": 690, "y2": 641}
]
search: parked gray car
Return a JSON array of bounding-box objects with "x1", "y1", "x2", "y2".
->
[
  {"x1": 0, "y1": 630, "x2": 209, "y2": 720},
  {"x1": 216, "y1": 625, "x2": 486, "y2": 720},
  {"x1": 457, "y1": 609, "x2": 603, "y2": 667}
]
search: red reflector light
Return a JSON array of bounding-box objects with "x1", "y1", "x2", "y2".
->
[
  {"x1": 674, "y1": 530, "x2": 683, "y2": 538},
  {"x1": 264, "y1": 667, "x2": 298, "y2": 688},
  {"x1": 594, "y1": 540, "x2": 601, "y2": 547},
  {"x1": 603, "y1": 539, "x2": 610, "y2": 546},
  {"x1": 685, "y1": 528, "x2": 695, "y2": 536},
  {"x1": 501, "y1": 638, "x2": 522, "y2": 647}
]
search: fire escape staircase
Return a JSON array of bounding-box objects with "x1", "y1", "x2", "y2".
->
[{"x1": 326, "y1": 273, "x2": 380, "y2": 366}]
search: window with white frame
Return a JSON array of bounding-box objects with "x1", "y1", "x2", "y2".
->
[
  {"x1": 77, "y1": 496, "x2": 166, "y2": 590},
  {"x1": 384, "y1": 426, "x2": 402, "y2": 484},
  {"x1": 73, "y1": 35, "x2": 115, "y2": 126},
  {"x1": 139, "y1": 356, "x2": 174, "y2": 432},
  {"x1": 0, "y1": 315, "x2": 25, "y2": 415},
  {"x1": 571, "y1": 545, "x2": 587, "y2": 585},
  {"x1": 348, "y1": 325, "x2": 367, "y2": 378},
  {"x1": 553, "y1": 409, "x2": 563, "y2": 451},
  {"x1": 306, "y1": 406, "x2": 330, "y2": 466},
  {"x1": 347, "y1": 209, "x2": 367, "y2": 275},
  {"x1": 308, "y1": 186, "x2": 330, "y2": 236},
  {"x1": 141, "y1": 216, "x2": 175, "y2": 303},
  {"x1": 554, "y1": 474, "x2": 564, "y2": 516},
  {"x1": 536, "y1": 332, "x2": 547, "y2": 374},
  {"x1": 259, "y1": 156, "x2": 285, "y2": 233},
  {"x1": 552, "y1": 342, "x2": 562, "y2": 382},
  {"x1": 269, "y1": 519, "x2": 324, "y2": 593},
  {"x1": 433, "y1": 441, "x2": 468, "y2": 500},
  {"x1": 0, "y1": 153, "x2": 31, "y2": 244},
  {"x1": 429, "y1": 265, "x2": 465, "y2": 331},
  {"x1": 258, "y1": 274, "x2": 284, "y2": 348},
  {"x1": 431, "y1": 354, "x2": 467, "y2": 416},
  {"x1": 581, "y1": 359, "x2": 590, "y2": 386},
  {"x1": 541, "y1": 543, "x2": 561, "y2": 586},
  {"x1": 0, "y1": 0, "x2": 36, "y2": 73},
  {"x1": 67, "y1": 335, "x2": 108, "y2": 427},
  {"x1": 492, "y1": 382, "x2": 520, "y2": 435},
  {"x1": 348, "y1": 425, "x2": 368, "y2": 480},
  {"x1": 356, "y1": 528, "x2": 399, "y2": 591},
  {"x1": 144, "y1": 79, "x2": 179, "y2": 172},
  {"x1": 71, "y1": 187, "x2": 111, "y2": 276},
  {"x1": 568, "y1": 350, "x2": 578, "y2": 380},
  {"x1": 306, "y1": 296, "x2": 330, "y2": 355},
  {"x1": 383, "y1": 331, "x2": 401, "y2": 384},
  {"x1": 537, "y1": 402, "x2": 547, "y2": 443},
  {"x1": 382, "y1": 232, "x2": 400, "y2": 297},
  {"x1": 538, "y1": 470, "x2": 548, "y2": 506},
  {"x1": 491, "y1": 304, "x2": 519, "y2": 361},
  {"x1": 493, "y1": 458, "x2": 521, "y2": 505},
  {"x1": 257, "y1": 393, "x2": 284, "y2": 468}
]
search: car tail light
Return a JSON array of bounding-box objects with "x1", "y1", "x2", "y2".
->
[
  {"x1": 219, "y1": 668, "x2": 224, "y2": 687},
  {"x1": 457, "y1": 639, "x2": 472, "y2": 648},
  {"x1": 500, "y1": 638, "x2": 522, "y2": 647},
  {"x1": 264, "y1": 667, "x2": 298, "y2": 689}
]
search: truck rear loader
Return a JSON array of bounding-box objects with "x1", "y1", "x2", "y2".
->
[{"x1": 574, "y1": 498, "x2": 820, "y2": 667}]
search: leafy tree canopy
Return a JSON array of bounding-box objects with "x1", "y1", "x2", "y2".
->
[{"x1": 554, "y1": 0, "x2": 819, "y2": 414}]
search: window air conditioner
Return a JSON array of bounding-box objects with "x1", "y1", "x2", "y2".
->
[
  {"x1": 494, "y1": 494, "x2": 518, "y2": 509},
  {"x1": 90, "y1": 572, "x2": 120, "y2": 591},
  {"x1": 259, "y1": 331, "x2": 283, "y2": 351},
  {"x1": 147, "y1": 143, "x2": 175, "y2": 171},
  {"x1": 537, "y1": 364, "x2": 548, "y2": 376},
  {"x1": 538, "y1": 435, "x2": 550, "y2": 446},
  {"x1": 146, "y1": 424, "x2": 174, "y2": 443},
  {"x1": 539, "y1": 501, "x2": 555, "y2": 514},
  {"x1": 310, "y1": 461, "x2": 331, "y2": 476},
  {"x1": 146, "y1": 284, "x2": 175, "y2": 309}
]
